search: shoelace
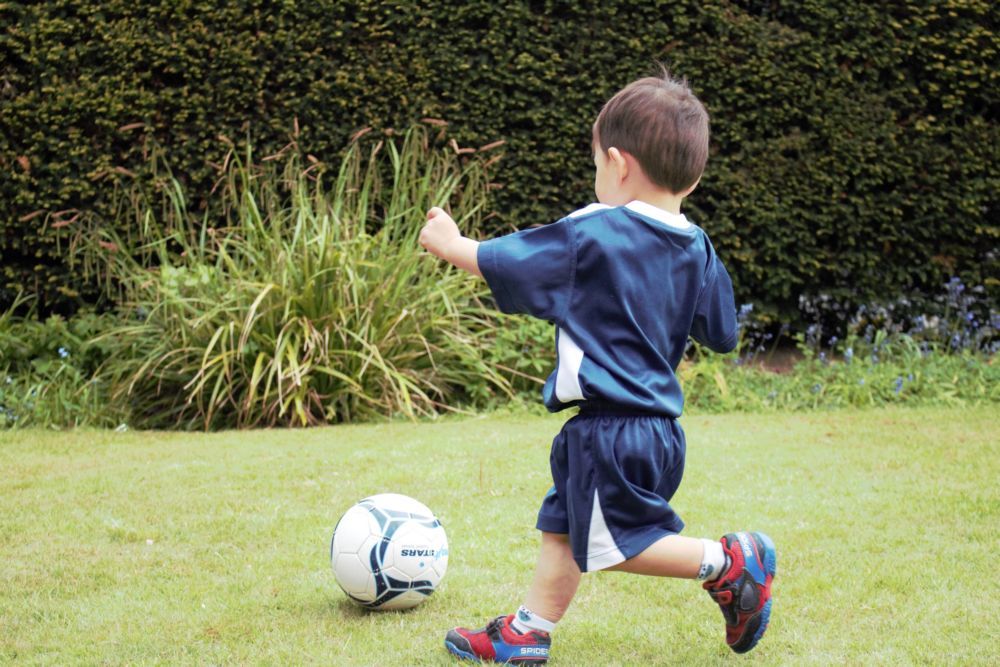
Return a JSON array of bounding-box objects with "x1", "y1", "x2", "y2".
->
[{"x1": 485, "y1": 616, "x2": 507, "y2": 640}]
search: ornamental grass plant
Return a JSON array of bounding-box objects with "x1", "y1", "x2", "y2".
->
[{"x1": 74, "y1": 126, "x2": 511, "y2": 429}]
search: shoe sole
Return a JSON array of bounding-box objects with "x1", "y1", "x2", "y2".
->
[
  {"x1": 444, "y1": 639, "x2": 548, "y2": 665},
  {"x1": 736, "y1": 531, "x2": 777, "y2": 654},
  {"x1": 445, "y1": 639, "x2": 480, "y2": 662}
]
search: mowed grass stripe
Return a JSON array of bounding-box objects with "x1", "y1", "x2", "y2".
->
[{"x1": 1, "y1": 407, "x2": 996, "y2": 665}]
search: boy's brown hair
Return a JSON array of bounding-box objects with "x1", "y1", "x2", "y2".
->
[{"x1": 593, "y1": 71, "x2": 709, "y2": 194}]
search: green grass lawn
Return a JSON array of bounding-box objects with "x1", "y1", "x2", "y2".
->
[{"x1": 2, "y1": 407, "x2": 996, "y2": 665}]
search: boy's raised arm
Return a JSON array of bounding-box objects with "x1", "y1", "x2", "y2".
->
[{"x1": 420, "y1": 206, "x2": 482, "y2": 278}]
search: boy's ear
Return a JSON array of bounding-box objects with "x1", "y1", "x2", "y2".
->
[{"x1": 607, "y1": 147, "x2": 629, "y2": 183}]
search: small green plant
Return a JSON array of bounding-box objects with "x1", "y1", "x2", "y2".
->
[
  {"x1": 681, "y1": 309, "x2": 999, "y2": 413},
  {"x1": 75, "y1": 126, "x2": 513, "y2": 429},
  {"x1": 480, "y1": 315, "x2": 553, "y2": 403},
  {"x1": 0, "y1": 293, "x2": 125, "y2": 428}
]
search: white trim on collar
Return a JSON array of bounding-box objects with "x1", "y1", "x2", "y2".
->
[
  {"x1": 567, "y1": 203, "x2": 612, "y2": 218},
  {"x1": 625, "y1": 200, "x2": 692, "y2": 230}
]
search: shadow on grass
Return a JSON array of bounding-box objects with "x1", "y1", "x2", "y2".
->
[{"x1": 321, "y1": 596, "x2": 429, "y2": 621}]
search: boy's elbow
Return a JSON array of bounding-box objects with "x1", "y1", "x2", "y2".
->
[
  {"x1": 714, "y1": 331, "x2": 738, "y2": 354},
  {"x1": 690, "y1": 332, "x2": 736, "y2": 354},
  {"x1": 691, "y1": 320, "x2": 738, "y2": 354}
]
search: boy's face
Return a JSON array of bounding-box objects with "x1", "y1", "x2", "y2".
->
[{"x1": 593, "y1": 141, "x2": 628, "y2": 206}]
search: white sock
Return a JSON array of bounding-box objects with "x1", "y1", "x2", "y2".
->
[
  {"x1": 698, "y1": 538, "x2": 728, "y2": 582},
  {"x1": 511, "y1": 605, "x2": 556, "y2": 634}
]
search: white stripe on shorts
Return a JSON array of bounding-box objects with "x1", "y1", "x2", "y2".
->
[{"x1": 586, "y1": 489, "x2": 626, "y2": 571}]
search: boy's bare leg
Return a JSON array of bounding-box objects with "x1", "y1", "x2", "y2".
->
[
  {"x1": 444, "y1": 532, "x2": 572, "y2": 661},
  {"x1": 605, "y1": 534, "x2": 703, "y2": 578},
  {"x1": 522, "y1": 531, "x2": 582, "y2": 623}
]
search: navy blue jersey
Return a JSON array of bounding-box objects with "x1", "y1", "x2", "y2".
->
[{"x1": 478, "y1": 201, "x2": 737, "y2": 417}]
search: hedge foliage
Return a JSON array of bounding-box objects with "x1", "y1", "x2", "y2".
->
[{"x1": 2, "y1": 0, "x2": 998, "y2": 319}]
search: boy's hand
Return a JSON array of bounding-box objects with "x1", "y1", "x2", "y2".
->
[
  {"x1": 419, "y1": 206, "x2": 482, "y2": 277},
  {"x1": 420, "y1": 207, "x2": 461, "y2": 260}
]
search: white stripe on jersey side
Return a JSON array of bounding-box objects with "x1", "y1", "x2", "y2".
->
[
  {"x1": 625, "y1": 200, "x2": 692, "y2": 230},
  {"x1": 554, "y1": 328, "x2": 585, "y2": 403},
  {"x1": 586, "y1": 489, "x2": 626, "y2": 571},
  {"x1": 551, "y1": 205, "x2": 598, "y2": 404}
]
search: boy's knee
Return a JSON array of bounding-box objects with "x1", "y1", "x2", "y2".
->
[
  {"x1": 541, "y1": 531, "x2": 571, "y2": 547},
  {"x1": 540, "y1": 532, "x2": 575, "y2": 561}
]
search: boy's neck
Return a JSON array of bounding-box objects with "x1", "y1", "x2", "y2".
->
[{"x1": 627, "y1": 191, "x2": 685, "y2": 216}]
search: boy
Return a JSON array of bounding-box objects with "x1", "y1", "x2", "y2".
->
[{"x1": 419, "y1": 72, "x2": 776, "y2": 664}]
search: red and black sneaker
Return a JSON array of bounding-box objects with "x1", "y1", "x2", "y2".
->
[
  {"x1": 703, "y1": 532, "x2": 777, "y2": 654},
  {"x1": 444, "y1": 614, "x2": 551, "y2": 664}
]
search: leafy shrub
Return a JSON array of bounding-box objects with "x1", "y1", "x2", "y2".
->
[
  {"x1": 479, "y1": 315, "x2": 554, "y2": 402},
  {"x1": 2, "y1": 1, "x2": 997, "y2": 320}
]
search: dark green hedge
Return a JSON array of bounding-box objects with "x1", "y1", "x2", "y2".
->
[{"x1": 2, "y1": 0, "x2": 997, "y2": 319}]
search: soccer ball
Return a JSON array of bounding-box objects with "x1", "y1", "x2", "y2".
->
[{"x1": 330, "y1": 493, "x2": 449, "y2": 611}]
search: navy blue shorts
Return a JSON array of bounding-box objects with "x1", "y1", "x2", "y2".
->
[{"x1": 535, "y1": 406, "x2": 686, "y2": 572}]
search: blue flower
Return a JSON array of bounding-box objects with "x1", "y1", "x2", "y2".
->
[
  {"x1": 844, "y1": 347, "x2": 854, "y2": 364},
  {"x1": 58, "y1": 347, "x2": 69, "y2": 359},
  {"x1": 811, "y1": 383, "x2": 822, "y2": 393},
  {"x1": 893, "y1": 377, "x2": 904, "y2": 394},
  {"x1": 859, "y1": 378, "x2": 866, "y2": 385},
  {"x1": 946, "y1": 279, "x2": 968, "y2": 309},
  {"x1": 804, "y1": 323, "x2": 824, "y2": 349},
  {"x1": 828, "y1": 336, "x2": 838, "y2": 346}
]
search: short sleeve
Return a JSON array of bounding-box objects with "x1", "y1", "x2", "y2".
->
[
  {"x1": 690, "y1": 241, "x2": 738, "y2": 353},
  {"x1": 477, "y1": 219, "x2": 576, "y2": 322}
]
